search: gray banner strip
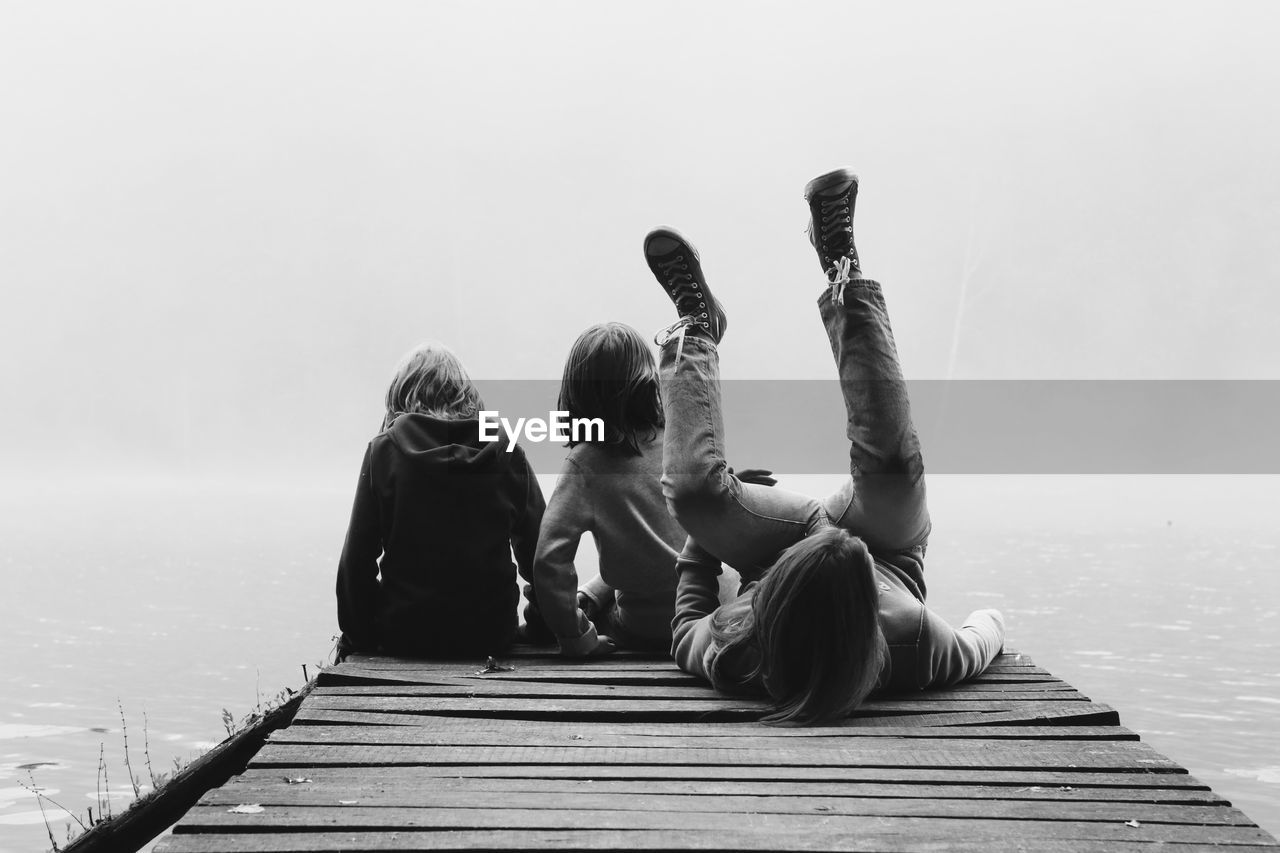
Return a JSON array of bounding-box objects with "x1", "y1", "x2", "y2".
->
[{"x1": 473, "y1": 380, "x2": 1280, "y2": 475}]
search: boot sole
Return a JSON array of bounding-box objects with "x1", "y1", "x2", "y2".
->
[
  {"x1": 804, "y1": 167, "x2": 859, "y2": 200},
  {"x1": 643, "y1": 226, "x2": 701, "y2": 264}
]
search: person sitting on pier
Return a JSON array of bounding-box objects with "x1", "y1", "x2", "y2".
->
[
  {"x1": 335, "y1": 343, "x2": 552, "y2": 660},
  {"x1": 644, "y1": 168, "x2": 1005, "y2": 724},
  {"x1": 533, "y1": 322, "x2": 691, "y2": 656}
]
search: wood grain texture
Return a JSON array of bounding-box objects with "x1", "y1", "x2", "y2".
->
[
  {"x1": 204, "y1": 775, "x2": 1227, "y2": 805},
  {"x1": 156, "y1": 833, "x2": 1280, "y2": 853},
  {"x1": 153, "y1": 650, "x2": 1279, "y2": 852}
]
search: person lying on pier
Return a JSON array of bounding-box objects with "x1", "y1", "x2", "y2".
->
[
  {"x1": 644, "y1": 168, "x2": 1005, "y2": 724},
  {"x1": 532, "y1": 322, "x2": 692, "y2": 656},
  {"x1": 335, "y1": 343, "x2": 552, "y2": 661}
]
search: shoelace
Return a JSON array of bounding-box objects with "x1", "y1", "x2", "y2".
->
[
  {"x1": 828, "y1": 256, "x2": 852, "y2": 306},
  {"x1": 654, "y1": 315, "x2": 696, "y2": 365},
  {"x1": 818, "y1": 198, "x2": 853, "y2": 255},
  {"x1": 815, "y1": 196, "x2": 858, "y2": 305},
  {"x1": 659, "y1": 256, "x2": 708, "y2": 316}
]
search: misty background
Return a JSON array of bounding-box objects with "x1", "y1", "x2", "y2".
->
[
  {"x1": 5, "y1": 5, "x2": 1280, "y2": 847},
  {"x1": 3, "y1": 2, "x2": 1278, "y2": 480}
]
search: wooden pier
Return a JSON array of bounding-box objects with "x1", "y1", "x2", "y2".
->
[{"x1": 156, "y1": 649, "x2": 1279, "y2": 852}]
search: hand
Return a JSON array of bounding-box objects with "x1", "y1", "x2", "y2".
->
[
  {"x1": 558, "y1": 627, "x2": 616, "y2": 657},
  {"x1": 589, "y1": 635, "x2": 618, "y2": 656},
  {"x1": 678, "y1": 536, "x2": 723, "y2": 573},
  {"x1": 577, "y1": 591, "x2": 602, "y2": 623},
  {"x1": 730, "y1": 467, "x2": 778, "y2": 487}
]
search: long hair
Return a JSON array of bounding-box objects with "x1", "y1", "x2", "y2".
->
[
  {"x1": 383, "y1": 342, "x2": 485, "y2": 429},
  {"x1": 709, "y1": 526, "x2": 886, "y2": 725},
  {"x1": 556, "y1": 322, "x2": 663, "y2": 456}
]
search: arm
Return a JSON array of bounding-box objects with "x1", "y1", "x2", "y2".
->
[
  {"x1": 670, "y1": 537, "x2": 725, "y2": 682},
  {"x1": 919, "y1": 607, "x2": 1006, "y2": 687},
  {"x1": 335, "y1": 445, "x2": 382, "y2": 658},
  {"x1": 509, "y1": 445, "x2": 553, "y2": 643},
  {"x1": 533, "y1": 460, "x2": 611, "y2": 656}
]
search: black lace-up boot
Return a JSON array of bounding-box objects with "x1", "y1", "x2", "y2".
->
[
  {"x1": 643, "y1": 227, "x2": 727, "y2": 346},
  {"x1": 804, "y1": 168, "x2": 860, "y2": 283}
]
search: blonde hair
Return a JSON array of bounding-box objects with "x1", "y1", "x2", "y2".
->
[
  {"x1": 709, "y1": 526, "x2": 886, "y2": 725},
  {"x1": 383, "y1": 342, "x2": 484, "y2": 429}
]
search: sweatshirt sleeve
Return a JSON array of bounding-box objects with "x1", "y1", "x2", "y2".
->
[
  {"x1": 918, "y1": 607, "x2": 1006, "y2": 688},
  {"x1": 532, "y1": 458, "x2": 601, "y2": 655},
  {"x1": 509, "y1": 444, "x2": 553, "y2": 642},
  {"x1": 336, "y1": 445, "x2": 382, "y2": 654},
  {"x1": 670, "y1": 538, "x2": 724, "y2": 682}
]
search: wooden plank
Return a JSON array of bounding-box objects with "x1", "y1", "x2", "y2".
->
[
  {"x1": 293, "y1": 701, "x2": 1122, "y2": 729},
  {"x1": 302, "y1": 693, "x2": 770, "y2": 718},
  {"x1": 315, "y1": 682, "x2": 773, "y2": 699},
  {"x1": 339, "y1": 649, "x2": 1036, "y2": 667},
  {"x1": 848, "y1": 703, "x2": 1121, "y2": 727},
  {"x1": 286, "y1": 712, "x2": 1137, "y2": 740},
  {"x1": 173, "y1": 795, "x2": 1251, "y2": 825},
  {"x1": 312, "y1": 682, "x2": 1085, "y2": 699},
  {"x1": 172, "y1": 807, "x2": 1275, "y2": 840},
  {"x1": 155, "y1": 830, "x2": 1280, "y2": 853},
  {"x1": 208, "y1": 772, "x2": 1228, "y2": 805},
  {"x1": 321, "y1": 668, "x2": 704, "y2": 687},
  {"x1": 248, "y1": 739, "x2": 1183, "y2": 770},
  {"x1": 333, "y1": 659, "x2": 1051, "y2": 677},
  {"x1": 268, "y1": 725, "x2": 1141, "y2": 749},
  {"x1": 346, "y1": 647, "x2": 664, "y2": 662},
  {"x1": 334, "y1": 659, "x2": 696, "y2": 673},
  {"x1": 298, "y1": 695, "x2": 1103, "y2": 721},
  {"x1": 966, "y1": 671, "x2": 1065, "y2": 682},
  {"x1": 324, "y1": 667, "x2": 1066, "y2": 687},
  {"x1": 227, "y1": 763, "x2": 1210, "y2": 788}
]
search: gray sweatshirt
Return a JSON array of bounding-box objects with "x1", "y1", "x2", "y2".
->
[{"x1": 533, "y1": 434, "x2": 686, "y2": 654}]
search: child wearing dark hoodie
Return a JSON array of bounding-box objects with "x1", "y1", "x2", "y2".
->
[{"x1": 335, "y1": 342, "x2": 550, "y2": 659}]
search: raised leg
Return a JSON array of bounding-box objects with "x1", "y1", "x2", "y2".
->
[
  {"x1": 804, "y1": 170, "x2": 930, "y2": 563},
  {"x1": 819, "y1": 278, "x2": 930, "y2": 555},
  {"x1": 659, "y1": 334, "x2": 827, "y2": 581},
  {"x1": 645, "y1": 227, "x2": 827, "y2": 582}
]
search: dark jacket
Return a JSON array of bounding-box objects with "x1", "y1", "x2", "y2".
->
[{"x1": 336, "y1": 413, "x2": 549, "y2": 657}]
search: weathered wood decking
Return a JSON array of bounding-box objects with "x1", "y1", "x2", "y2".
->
[{"x1": 156, "y1": 649, "x2": 1280, "y2": 852}]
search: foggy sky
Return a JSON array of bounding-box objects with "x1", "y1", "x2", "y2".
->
[{"x1": 3, "y1": 1, "x2": 1279, "y2": 475}]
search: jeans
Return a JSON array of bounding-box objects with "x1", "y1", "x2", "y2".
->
[{"x1": 659, "y1": 278, "x2": 931, "y2": 585}]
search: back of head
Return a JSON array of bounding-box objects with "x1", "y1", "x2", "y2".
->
[
  {"x1": 384, "y1": 342, "x2": 484, "y2": 429},
  {"x1": 752, "y1": 526, "x2": 886, "y2": 725},
  {"x1": 556, "y1": 322, "x2": 662, "y2": 455}
]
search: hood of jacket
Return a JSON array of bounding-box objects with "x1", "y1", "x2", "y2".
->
[{"x1": 384, "y1": 413, "x2": 510, "y2": 471}]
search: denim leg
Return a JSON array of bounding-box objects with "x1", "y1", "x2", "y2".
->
[
  {"x1": 819, "y1": 279, "x2": 931, "y2": 559},
  {"x1": 660, "y1": 334, "x2": 827, "y2": 581}
]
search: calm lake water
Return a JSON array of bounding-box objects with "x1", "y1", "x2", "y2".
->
[{"x1": 2, "y1": 473, "x2": 1278, "y2": 851}]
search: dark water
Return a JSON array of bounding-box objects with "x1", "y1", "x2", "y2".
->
[{"x1": 2, "y1": 474, "x2": 1278, "y2": 851}]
